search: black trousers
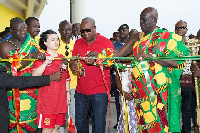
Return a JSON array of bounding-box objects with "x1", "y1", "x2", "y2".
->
[
  {"x1": 111, "y1": 73, "x2": 120, "y2": 123},
  {"x1": 181, "y1": 87, "x2": 193, "y2": 133},
  {"x1": 0, "y1": 110, "x2": 9, "y2": 133}
]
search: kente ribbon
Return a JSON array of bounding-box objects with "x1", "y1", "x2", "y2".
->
[
  {"x1": 95, "y1": 48, "x2": 115, "y2": 133},
  {"x1": 2, "y1": 49, "x2": 199, "y2": 133},
  {"x1": 6, "y1": 51, "x2": 22, "y2": 133},
  {"x1": 140, "y1": 61, "x2": 155, "y2": 102},
  {"x1": 75, "y1": 55, "x2": 85, "y2": 78},
  {"x1": 96, "y1": 48, "x2": 115, "y2": 67},
  {"x1": 2, "y1": 55, "x2": 200, "y2": 62}
]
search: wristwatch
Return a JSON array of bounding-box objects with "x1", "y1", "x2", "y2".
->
[{"x1": 152, "y1": 54, "x2": 156, "y2": 58}]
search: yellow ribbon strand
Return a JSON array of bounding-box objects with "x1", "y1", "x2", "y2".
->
[{"x1": 116, "y1": 68, "x2": 129, "y2": 133}]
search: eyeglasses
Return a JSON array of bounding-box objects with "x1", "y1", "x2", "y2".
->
[
  {"x1": 65, "y1": 46, "x2": 69, "y2": 56},
  {"x1": 175, "y1": 26, "x2": 187, "y2": 30},
  {"x1": 80, "y1": 29, "x2": 92, "y2": 34},
  {"x1": 80, "y1": 26, "x2": 95, "y2": 34}
]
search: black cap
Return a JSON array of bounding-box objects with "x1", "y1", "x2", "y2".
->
[{"x1": 118, "y1": 24, "x2": 129, "y2": 31}]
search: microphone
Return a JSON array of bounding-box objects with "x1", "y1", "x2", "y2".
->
[
  {"x1": 60, "y1": 60, "x2": 68, "y2": 71},
  {"x1": 57, "y1": 60, "x2": 68, "y2": 82}
]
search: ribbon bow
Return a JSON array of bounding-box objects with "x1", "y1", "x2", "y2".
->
[{"x1": 96, "y1": 48, "x2": 115, "y2": 67}]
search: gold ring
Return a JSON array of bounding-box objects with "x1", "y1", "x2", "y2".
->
[{"x1": 139, "y1": 57, "x2": 143, "y2": 61}]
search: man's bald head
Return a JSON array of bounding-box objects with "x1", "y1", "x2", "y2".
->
[
  {"x1": 175, "y1": 20, "x2": 188, "y2": 37},
  {"x1": 140, "y1": 7, "x2": 158, "y2": 35},
  {"x1": 141, "y1": 7, "x2": 158, "y2": 21},
  {"x1": 58, "y1": 20, "x2": 72, "y2": 40},
  {"x1": 80, "y1": 17, "x2": 97, "y2": 44},
  {"x1": 81, "y1": 17, "x2": 95, "y2": 27},
  {"x1": 59, "y1": 20, "x2": 71, "y2": 29}
]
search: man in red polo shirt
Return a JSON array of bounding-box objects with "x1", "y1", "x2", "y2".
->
[{"x1": 69, "y1": 17, "x2": 114, "y2": 133}]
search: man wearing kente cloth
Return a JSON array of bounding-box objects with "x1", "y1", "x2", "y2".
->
[
  {"x1": 0, "y1": 17, "x2": 45, "y2": 133},
  {"x1": 85, "y1": 7, "x2": 189, "y2": 133},
  {"x1": 131, "y1": 7, "x2": 189, "y2": 132},
  {"x1": 25, "y1": 17, "x2": 45, "y2": 53}
]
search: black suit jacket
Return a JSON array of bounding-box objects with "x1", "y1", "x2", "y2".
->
[{"x1": 0, "y1": 65, "x2": 50, "y2": 133}]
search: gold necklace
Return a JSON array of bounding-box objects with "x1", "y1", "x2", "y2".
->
[{"x1": 137, "y1": 28, "x2": 158, "y2": 54}]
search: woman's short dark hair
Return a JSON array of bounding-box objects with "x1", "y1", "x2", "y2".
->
[{"x1": 39, "y1": 29, "x2": 57, "y2": 50}]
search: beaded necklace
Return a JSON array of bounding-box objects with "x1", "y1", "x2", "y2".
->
[
  {"x1": 137, "y1": 28, "x2": 157, "y2": 54},
  {"x1": 5, "y1": 39, "x2": 20, "y2": 51}
]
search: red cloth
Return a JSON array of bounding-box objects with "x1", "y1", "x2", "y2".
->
[
  {"x1": 72, "y1": 33, "x2": 114, "y2": 95},
  {"x1": 33, "y1": 52, "x2": 70, "y2": 114}
]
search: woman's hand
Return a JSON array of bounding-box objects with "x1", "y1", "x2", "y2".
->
[{"x1": 44, "y1": 56, "x2": 54, "y2": 66}]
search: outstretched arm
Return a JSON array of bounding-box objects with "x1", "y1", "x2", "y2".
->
[
  {"x1": 0, "y1": 65, "x2": 62, "y2": 89},
  {"x1": 0, "y1": 65, "x2": 50, "y2": 88},
  {"x1": 113, "y1": 32, "x2": 140, "y2": 57},
  {"x1": 135, "y1": 53, "x2": 177, "y2": 68},
  {"x1": 85, "y1": 33, "x2": 140, "y2": 65}
]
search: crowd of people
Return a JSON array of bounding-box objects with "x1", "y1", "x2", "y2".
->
[{"x1": 1, "y1": 6, "x2": 200, "y2": 133}]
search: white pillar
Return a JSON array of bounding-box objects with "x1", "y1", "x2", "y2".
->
[{"x1": 72, "y1": 0, "x2": 86, "y2": 24}]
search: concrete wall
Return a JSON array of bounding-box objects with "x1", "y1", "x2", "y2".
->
[{"x1": 0, "y1": 4, "x2": 25, "y2": 32}]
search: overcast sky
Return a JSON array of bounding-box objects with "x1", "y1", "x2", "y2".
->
[{"x1": 39, "y1": 0, "x2": 200, "y2": 38}]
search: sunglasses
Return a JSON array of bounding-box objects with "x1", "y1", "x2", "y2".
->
[
  {"x1": 80, "y1": 29, "x2": 92, "y2": 33},
  {"x1": 80, "y1": 26, "x2": 95, "y2": 34},
  {"x1": 175, "y1": 26, "x2": 187, "y2": 30},
  {"x1": 65, "y1": 46, "x2": 69, "y2": 56}
]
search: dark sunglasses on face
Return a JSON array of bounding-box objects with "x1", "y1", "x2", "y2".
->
[
  {"x1": 65, "y1": 46, "x2": 69, "y2": 56},
  {"x1": 175, "y1": 26, "x2": 187, "y2": 30},
  {"x1": 80, "y1": 29, "x2": 92, "y2": 34}
]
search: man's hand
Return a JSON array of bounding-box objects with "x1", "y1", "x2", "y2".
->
[
  {"x1": 194, "y1": 70, "x2": 200, "y2": 77},
  {"x1": 69, "y1": 60, "x2": 79, "y2": 73},
  {"x1": 49, "y1": 71, "x2": 63, "y2": 81},
  {"x1": 85, "y1": 51, "x2": 98, "y2": 65},
  {"x1": 129, "y1": 32, "x2": 140, "y2": 42},
  {"x1": 124, "y1": 92, "x2": 134, "y2": 101},
  {"x1": 30, "y1": 52, "x2": 46, "y2": 61},
  {"x1": 135, "y1": 53, "x2": 152, "y2": 62},
  {"x1": 191, "y1": 63, "x2": 199, "y2": 73}
]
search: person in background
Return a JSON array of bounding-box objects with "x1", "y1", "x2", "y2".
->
[
  {"x1": 188, "y1": 34, "x2": 195, "y2": 39},
  {"x1": 57, "y1": 20, "x2": 77, "y2": 133},
  {"x1": 112, "y1": 31, "x2": 121, "y2": 44},
  {"x1": 25, "y1": 17, "x2": 45, "y2": 53},
  {"x1": 175, "y1": 20, "x2": 195, "y2": 133},
  {"x1": 71, "y1": 23, "x2": 81, "y2": 41},
  {"x1": 25, "y1": 17, "x2": 40, "y2": 40},
  {"x1": 0, "y1": 27, "x2": 11, "y2": 42},
  {"x1": 2, "y1": 27, "x2": 11, "y2": 39},
  {"x1": 196, "y1": 29, "x2": 200, "y2": 41},
  {"x1": 115, "y1": 25, "x2": 138, "y2": 132},
  {"x1": 0, "y1": 32, "x2": 3, "y2": 41},
  {"x1": 110, "y1": 31, "x2": 121, "y2": 129},
  {"x1": 32, "y1": 29, "x2": 70, "y2": 133},
  {"x1": 110, "y1": 31, "x2": 120, "y2": 97}
]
